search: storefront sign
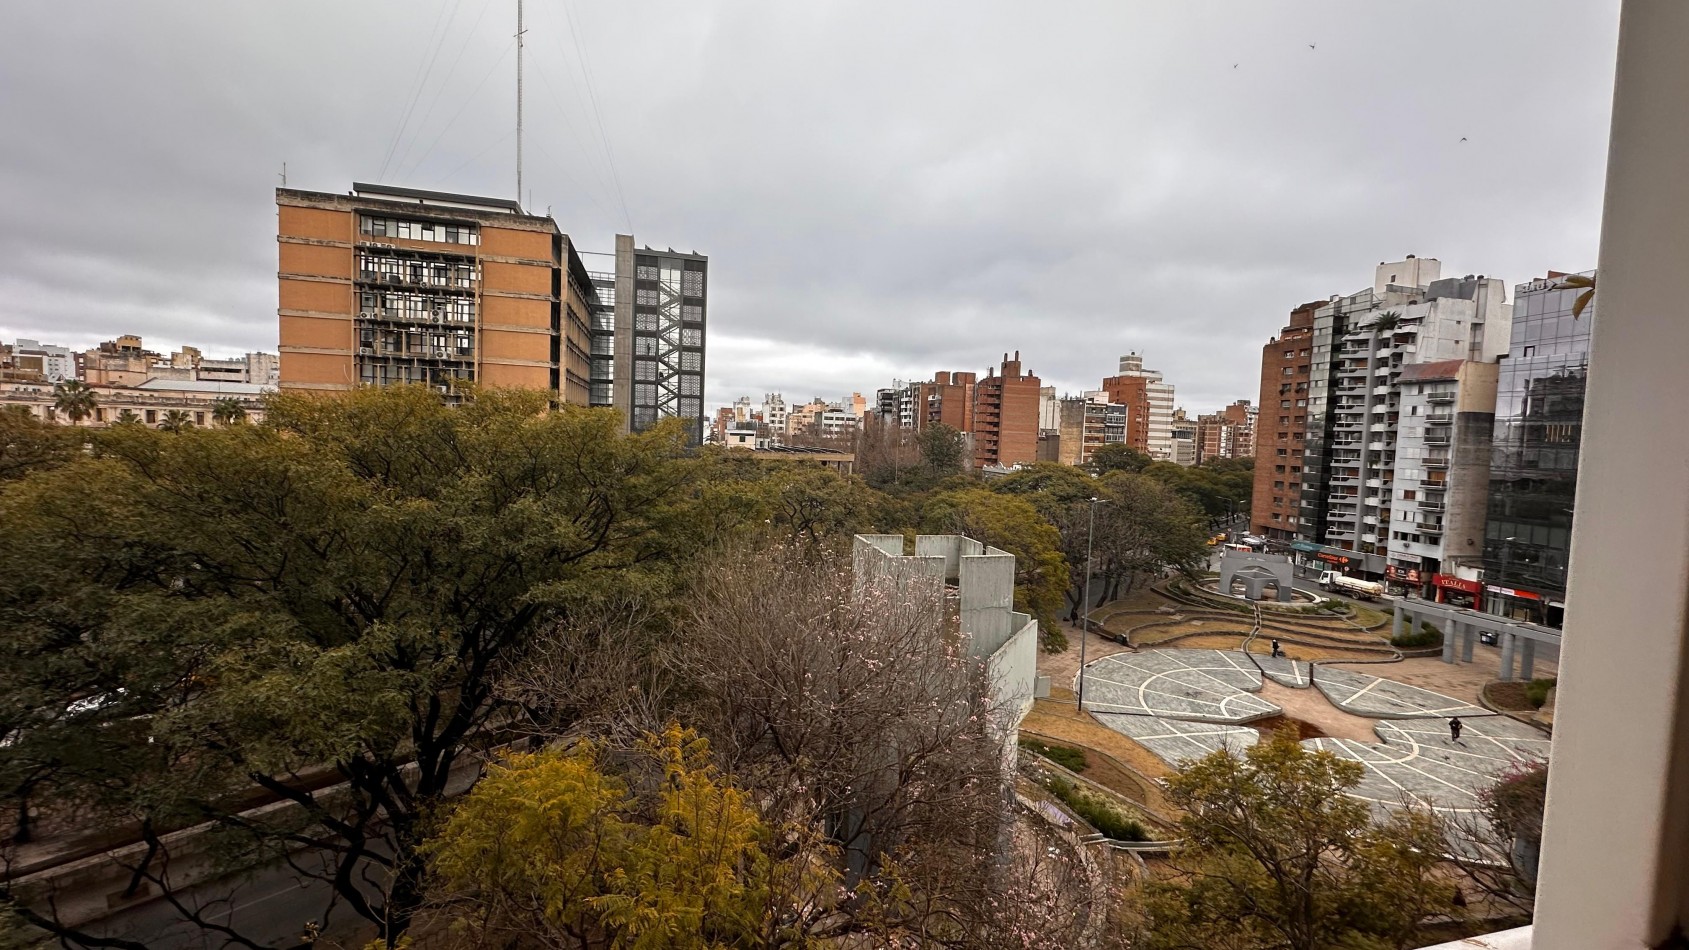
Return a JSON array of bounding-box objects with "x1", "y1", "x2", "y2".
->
[
  {"x1": 1484, "y1": 584, "x2": 1542, "y2": 600},
  {"x1": 1432, "y1": 573, "x2": 1482, "y2": 595},
  {"x1": 1385, "y1": 565, "x2": 1423, "y2": 584},
  {"x1": 1314, "y1": 551, "x2": 1353, "y2": 567}
]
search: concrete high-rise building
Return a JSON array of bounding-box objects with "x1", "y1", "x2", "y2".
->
[
  {"x1": 972, "y1": 352, "x2": 1041, "y2": 469},
  {"x1": 607, "y1": 236, "x2": 708, "y2": 444},
  {"x1": 761, "y1": 393, "x2": 789, "y2": 433},
  {"x1": 1294, "y1": 256, "x2": 1512, "y2": 577},
  {"x1": 1101, "y1": 352, "x2": 1175, "y2": 459},
  {"x1": 277, "y1": 184, "x2": 596, "y2": 402},
  {"x1": 1054, "y1": 392, "x2": 1127, "y2": 467},
  {"x1": 11, "y1": 339, "x2": 74, "y2": 382},
  {"x1": 1250, "y1": 302, "x2": 1320, "y2": 543},
  {"x1": 1197, "y1": 400, "x2": 1256, "y2": 463},
  {"x1": 1382, "y1": 359, "x2": 1499, "y2": 593},
  {"x1": 1169, "y1": 408, "x2": 1199, "y2": 466},
  {"x1": 1477, "y1": 271, "x2": 1596, "y2": 626}
]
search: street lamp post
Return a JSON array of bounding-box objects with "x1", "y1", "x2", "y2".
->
[
  {"x1": 1078, "y1": 497, "x2": 1108, "y2": 711},
  {"x1": 1495, "y1": 536, "x2": 1517, "y2": 616}
]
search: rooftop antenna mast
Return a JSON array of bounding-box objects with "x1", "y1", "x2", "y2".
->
[{"x1": 515, "y1": 0, "x2": 525, "y2": 209}]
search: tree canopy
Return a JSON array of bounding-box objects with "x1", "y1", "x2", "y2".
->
[{"x1": 1144, "y1": 729, "x2": 1455, "y2": 950}]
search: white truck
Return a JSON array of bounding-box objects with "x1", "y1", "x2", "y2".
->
[{"x1": 1318, "y1": 570, "x2": 1385, "y2": 601}]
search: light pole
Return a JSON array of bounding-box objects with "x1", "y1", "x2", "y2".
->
[
  {"x1": 1495, "y1": 536, "x2": 1517, "y2": 616},
  {"x1": 1078, "y1": 497, "x2": 1108, "y2": 712}
]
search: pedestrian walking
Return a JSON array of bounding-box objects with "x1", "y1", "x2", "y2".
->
[
  {"x1": 1270, "y1": 639, "x2": 1282, "y2": 658},
  {"x1": 1449, "y1": 716, "x2": 1463, "y2": 742}
]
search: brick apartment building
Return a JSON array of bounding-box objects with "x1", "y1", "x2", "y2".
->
[
  {"x1": 1250, "y1": 301, "x2": 1320, "y2": 542},
  {"x1": 972, "y1": 352, "x2": 1041, "y2": 469},
  {"x1": 1197, "y1": 399, "x2": 1256, "y2": 462}
]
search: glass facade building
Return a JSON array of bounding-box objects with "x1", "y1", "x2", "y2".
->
[{"x1": 1481, "y1": 273, "x2": 1595, "y2": 626}]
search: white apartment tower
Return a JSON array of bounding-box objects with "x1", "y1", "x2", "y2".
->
[
  {"x1": 1302, "y1": 256, "x2": 1512, "y2": 578},
  {"x1": 1114, "y1": 352, "x2": 1176, "y2": 460}
]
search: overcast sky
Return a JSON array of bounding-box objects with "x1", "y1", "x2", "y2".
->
[{"x1": 0, "y1": 2, "x2": 1619, "y2": 412}]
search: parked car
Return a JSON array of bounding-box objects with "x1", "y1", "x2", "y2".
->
[{"x1": 1479, "y1": 630, "x2": 1499, "y2": 646}]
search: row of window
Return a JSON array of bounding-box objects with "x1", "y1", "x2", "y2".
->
[
  {"x1": 359, "y1": 291, "x2": 475, "y2": 324},
  {"x1": 358, "y1": 253, "x2": 478, "y2": 289},
  {"x1": 357, "y1": 363, "x2": 473, "y2": 386},
  {"x1": 360, "y1": 215, "x2": 480, "y2": 245},
  {"x1": 358, "y1": 328, "x2": 475, "y2": 360}
]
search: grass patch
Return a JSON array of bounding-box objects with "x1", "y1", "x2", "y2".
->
[
  {"x1": 1020, "y1": 738, "x2": 1088, "y2": 773},
  {"x1": 1041, "y1": 774, "x2": 1148, "y2": 842},
  {"x1": 1525, "y1": 677, "x2": 1557, "y2": 708}
]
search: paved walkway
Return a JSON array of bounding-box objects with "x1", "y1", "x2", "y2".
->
[
  {"x1": 1079, "y1": 648, "x2": 1549, "y2": 833},
  {"x1": 1078, "y1": 649, "x2": 1276, "y2": 723}
]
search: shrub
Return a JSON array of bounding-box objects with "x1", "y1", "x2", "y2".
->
[
  {"x1": 1391, "y1": 623, "x2": 1444, "y2": 649},
  {"x1": 1039, "y1": 774, "x2": 1147, "y2": 841},
  {"x1": 1040, "y1": 623, "x2": 1069, "y2": 653},
  {"x1": 1525, "y1": 678, "x2": 1557, "y2": 708},
  {"x1": 1021, "y1": 738, "x2": 1088, "y2": 773}
]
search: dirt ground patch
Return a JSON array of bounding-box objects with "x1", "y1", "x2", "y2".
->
[
  {"x1": 1023, "y1": 699, "x2": 1176, "y2": 793},
  {"x1": 1483, "y1": 681, "x2": 1535, "y2": 712},
  {"x1": 1256, "y1": 679, "x2": 1380, "y2": 742},
  {"x1": 1129, "y1": 621, "x2": 1253, "y2": 645},
  {"x1": 1242, "y1": 639, "x2": 1389, "y2": 662},
  {"x1": 1250, "y1": 715, "x2": 1328, "y2": 740}
]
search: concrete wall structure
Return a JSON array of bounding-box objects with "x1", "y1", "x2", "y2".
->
[
  {"x1": 851, "y1": 534, "x2": 1039, "y2": 739},
  {"x1": 1530, "y1": 7, "x2": 1689, "y2": 945}
]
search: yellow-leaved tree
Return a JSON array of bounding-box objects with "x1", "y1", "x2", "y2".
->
[{"x1": 426, "y1": 724, "x2": 835, "y2": 949}]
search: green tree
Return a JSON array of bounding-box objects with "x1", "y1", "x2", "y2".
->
[
  {"x1": 426, "y1": 725, "x2": 828, "y2": 949},
  {"x1": 1144, "y1": 729, "x2": 1455, "y2": 950},
  {"x1": 112, "y1": 408, "x2": 141, "y2": 427},
  {"x1": 0, "y1": 386, "x2": 715, "y2": 945},
  {"x1": 0, "y1": 407, "x2": 74, "y2": 484},
  {"x1": 921, "y1": 488, "x2": 1070, "y2": 649},
  {"x1": 758, "y1": 464, "x2": 882, "y2": 551},
  {"x1": 157, "y1": 408, "x2": 195, "y2": 432},
  {"x1": 210, "y1": 397, "x2": 248, "y2": 425},
  {"x1": 917, "y1": 422, "x2": 966, "y2": 479},
  {"x1": 1088, "y1": 442, "x2": 1152, "y2": 475},
  {"x1": 50, "y1": 379, "x2": 95, "y2": 424}
]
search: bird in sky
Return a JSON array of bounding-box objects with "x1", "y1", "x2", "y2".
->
[
  {"x1": 1308, "y1": 43, "x2": 1316, "y2": 50},
  {"x1": 1233, "y1": 63, "x2": 1239, "y2": 68},
  {"x1": 1460, "y1": 137, "x2": 1468, "y2": 142}
]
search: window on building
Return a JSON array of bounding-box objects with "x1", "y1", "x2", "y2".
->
[
  {"x1": 1273, "y1": 480, "x2": 1284, "y2": 489},
  {"x1": 1284, "y1": 350, "x2": 1294, "y2": 359},
  {"x1": 1275, "y1": 465, "x2": 1285, "y2": 473},
  {"x1": 1277, "y1": 448, "x2": 1287, "y2": 456},
  {"x1": 1283, "y1": 367, "x2": 1294, "y2": 376}
]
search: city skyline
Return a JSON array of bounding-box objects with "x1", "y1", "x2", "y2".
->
[{"x1": 0, "y1": 2, "x2": 1617, "y2": 411}]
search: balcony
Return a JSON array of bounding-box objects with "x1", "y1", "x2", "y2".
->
[
  {"x1": 1418, "y1": 499, "x2": 1445, "y2": 512},
  {"x1": 1426, "y1": 391, "x2": 1456, "y2": 404},
  {"x1": 1424, "y1": 432, "x2": 1451, "y2": 445},
  {"x1": 1426, "y1": 412, "x2": 1454, "y2": 424},
  {"x1": 1423, "y1": 456, "x2": 1449, "y2": 469}
]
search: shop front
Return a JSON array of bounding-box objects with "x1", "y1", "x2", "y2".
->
[{"x1": 1431, "y1": 573, "x2": 1482, "y2": 610}]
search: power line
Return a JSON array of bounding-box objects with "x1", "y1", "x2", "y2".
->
[
  {"x1": 377, "y1": 0, "x2": 465, "y2": 184},
  {"x1": 391, "y1": 0, "x2": 499, "y2": 180},
  {"x1": 428, "y1": 130, "x2": 515, "y2": 188},
  {"x1": 529, "y1": 55, "x2": 621, "y2": 209},
  {"x1": 559, "y1": 0, "x2": 632, "y2": 230},
  {"x1": 398, "y1": 40, "x2": 515, "y2": 183}
]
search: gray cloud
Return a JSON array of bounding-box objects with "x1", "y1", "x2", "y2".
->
[{"x1": 0, "y1": 1, "x2": 1618, "y2": 411}]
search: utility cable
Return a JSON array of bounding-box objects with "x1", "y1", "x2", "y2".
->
[
  {"x1": 377, "y1": 0, "x2": 464, "y2": 183},
  {"x1": 392, "y1": 0, "x2": 498, "y2": 180}
]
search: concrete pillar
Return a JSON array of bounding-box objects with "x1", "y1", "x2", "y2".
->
[
  {"x1": 1461, "y1": 624, "x2": 1475, "y2": 663},
  {"x1": 1520, "y1": 638, "x2": 1537, "y2": 682},
  {"x1": 1498, "y1": 632, "x2": 1516, "y2": 683},
  {"x1": 1393, "y1": 601, "x2": 1406, "y2": 642},
  {"x1": 1440, "y1": 613, "x2": 1456, "y2": 664},
  {"x1": 1535, "y1": 7, "x2": 1689, "y2": 946}
]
